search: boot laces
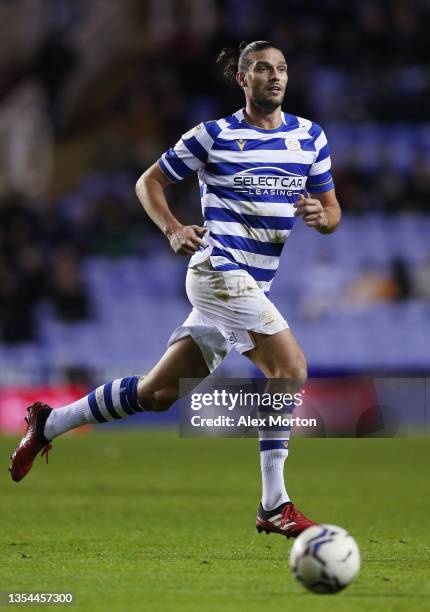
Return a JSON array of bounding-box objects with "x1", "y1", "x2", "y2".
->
[
  {"x1": 41, "y1": 444, "x2": 53, "y2": 464},
  {"x1": 280, "y1": 504, "x2": 298, "y2": 528}
]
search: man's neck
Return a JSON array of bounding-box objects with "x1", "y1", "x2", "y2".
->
[{"x1": 243, "y1": 103, "x2": 283, "y2": 130}]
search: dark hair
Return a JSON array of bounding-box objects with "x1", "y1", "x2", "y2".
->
[{"x1": 216, "y1": 40, "x2": 284, "y2": 81}]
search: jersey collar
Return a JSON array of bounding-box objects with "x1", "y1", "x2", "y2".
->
[{"x1": 234, "y1": 108, "x2": 287, "y2": 133}]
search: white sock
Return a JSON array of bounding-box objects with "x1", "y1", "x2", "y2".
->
[
  {"x1": 260, "y1": 443, "x2": 290, "y2": 510},
  {"x1": 44, "y1": 376, "x2": 144, "y2": 440},
  {"x1": 258, "y1": 382, "x2": 296, "y2": 510},
  {"x1": 44, "y1": 396, "x2": 94, "y2": 440}
]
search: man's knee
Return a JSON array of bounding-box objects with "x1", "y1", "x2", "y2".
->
[
  {"x1": 137, "y1": 378, "x2": 178, "y2": 412},
  {"x1": 268, "y1": 361, "x2": 308, "y2": 387}
]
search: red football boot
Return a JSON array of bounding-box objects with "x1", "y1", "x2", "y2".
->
[
  {"x1": 9, "y1": 402, "x2": 53, "y2": 482},
  {"x1": 256, "y1": 501, "x2": 317, "y2": 538}
]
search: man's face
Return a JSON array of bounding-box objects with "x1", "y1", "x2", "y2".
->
[{"x1": 237, "y1": 48, "x2": 288, "y2": 112}]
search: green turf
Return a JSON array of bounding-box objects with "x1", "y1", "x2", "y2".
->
[{"x1": 1, "y1": 431, "x2": 430, "y2": 611}]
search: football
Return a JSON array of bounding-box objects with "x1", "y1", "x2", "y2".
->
[{"x1": 289, "y1": 524, "x2": 360, "y2": 594}]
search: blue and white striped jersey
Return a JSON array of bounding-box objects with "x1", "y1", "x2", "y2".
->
[{"x1": 158, "y1": 108, "x2": 334, "y2": 293}]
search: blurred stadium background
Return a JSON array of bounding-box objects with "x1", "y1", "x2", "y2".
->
[{"x1": 0, "y1": 0, "x2": 429, "y2": 432}]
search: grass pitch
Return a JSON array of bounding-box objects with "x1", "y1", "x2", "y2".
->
[{"x1": 1, "y1": 431, "x2": 429, "y2": 611}]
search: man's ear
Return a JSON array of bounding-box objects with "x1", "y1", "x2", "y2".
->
[{"x1": 236, "y1": 71, "x2": 246, "y2": 88}]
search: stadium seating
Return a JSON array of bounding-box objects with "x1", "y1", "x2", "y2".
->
[{"x1": 0, "y1": 211, "x2": 428, "y2": 384}]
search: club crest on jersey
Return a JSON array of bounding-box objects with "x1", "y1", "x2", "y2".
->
[
  {"x1": 285, "y1": 138, "x2": 300, "y2": 151},
  {"x1": 237, "y1": 139, "x2": 246, "y2": 151}
]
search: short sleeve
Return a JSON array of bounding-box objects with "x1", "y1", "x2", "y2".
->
[
  {"x1": 306, "y1": 124, "x2": 335, "y2": 193},
  {"x1": 158, "y1": 121, "x2": 219, "y2": 182}
]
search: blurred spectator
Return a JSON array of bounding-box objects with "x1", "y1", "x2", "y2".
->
[
  {"x1": 0, "y1": 254, "x2": 39, "y2": 343},
  {"x1": 33, "y1": 28, "x2": 78, "y2": 133},
  {"x1": 46, "y1": 246, "x2": 90, "y2": 322},
  {"x1": 413, "y1": 254, "x2": 430, "y2": 299},
  {"x1": 344, "y1": 262, "x2": 397, "y2": 307},
  {"x1": 0, "y1": 242, "x2": 46, "y2": 344},
  {"x1": 406, "y1": 158, "x2": 430, "y2": 211},
  {"x1": 298, "y1": 250, "x2": 348, "y2": 320},
  {"x1": 0, "y1": 196, "x2": 45, "y2": 342},
  {"x1": 90, "y1": 196, "x2": 137, "y2": 257},
  {"x1": 390, "y1": 257, "x2": 412, "y2": 301},
  {"x1": 334, "y1": 160, "x2": 372, "y2": 214}
]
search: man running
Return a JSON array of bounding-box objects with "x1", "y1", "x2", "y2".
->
[{"x1": 10, "y1": 41, "x2": 341, "y2": 539}]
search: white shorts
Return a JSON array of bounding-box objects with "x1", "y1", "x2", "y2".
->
[{"x1": 167, "y1": 258, "x2": 288, "y2": 372}]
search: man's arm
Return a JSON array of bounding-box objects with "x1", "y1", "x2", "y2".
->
[
  {"x1": 135, "y1": 162, "x2": 207, "y2": 255},
  {"x1": 293, "y1": 188, "x2": 341, "y2": 234}
]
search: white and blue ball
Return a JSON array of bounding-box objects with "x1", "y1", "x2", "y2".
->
[{"x1": 289, "y1": 524, "x2": 360, "y2": 594}]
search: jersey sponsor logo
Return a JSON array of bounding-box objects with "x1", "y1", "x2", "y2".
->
[{"x1": 233, "y1": 166, "x2": 306, "y2": 196}]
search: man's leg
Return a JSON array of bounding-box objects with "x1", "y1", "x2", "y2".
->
[
  {"x1": 44, "y1": 336, "x2": 209, "y2": 439},
  {"x1": 136, "y1": 336, "x2": 209, "y2": 412},
  {"x1": 9, "y1": 337, "x2": 209, "y2": 481},
  {"x1": 136, "y1": 312, "x2": 231, "y2": 411},
  {"x1": 244, "y1": 328, "x2": 315, "y2": 537}
]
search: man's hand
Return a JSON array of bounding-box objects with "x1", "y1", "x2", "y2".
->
[
  {"x1": 166, "y1": 225, "x2": 208, "y2": 256},
  {"x1": 293, "y1": 194, "x2": 328, "y2": 229}
]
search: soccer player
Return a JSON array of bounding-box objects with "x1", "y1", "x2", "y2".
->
[{"x1": 9, "y1": 41, "x2": 341, "y2": 538}]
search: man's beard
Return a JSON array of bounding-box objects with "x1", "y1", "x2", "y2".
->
[{"x1": 253, "y1": 92, "x2": 284, "y2": 113}]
